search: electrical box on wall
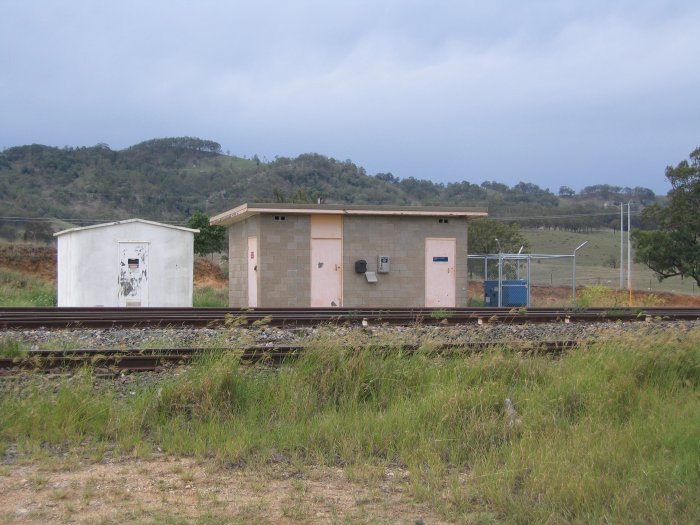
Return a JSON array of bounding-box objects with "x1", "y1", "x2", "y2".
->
[{"x1": 377, "y1": 255, "x2": 390, "y2": 273}]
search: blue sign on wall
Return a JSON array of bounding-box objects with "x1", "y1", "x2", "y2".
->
[{"x1": 432, "y1": 256, "x2": 449, "y2": 262}]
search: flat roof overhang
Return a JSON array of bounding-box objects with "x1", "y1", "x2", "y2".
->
[{"x1": 211, "y1": 203, "x2": 488, "y2": 227}]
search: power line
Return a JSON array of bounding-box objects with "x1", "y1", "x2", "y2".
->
[
  {"x1": 491, "y1": 211, "x2": 643, "y2": 221},
  {"x1": 0, "y1": 216, "x2": 187, "y2": 225},
  {"x1": 0, "y1": 210, "x2": 643, "y2": 225}
]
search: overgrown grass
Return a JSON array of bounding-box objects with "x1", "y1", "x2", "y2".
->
[
  {"x1": 0, "y1": 336, "x2": 28, "y2": 358},
  {"x1": 0, "y1": 267, "x2": 56, "y2": 306},
  {"x1": 1, "y1": 328, "x2": 699, "y2": 523},
  {"x1": 575, "y1": 283, "x2": 664, "y2": 308},
  {"x1": 193, "y1": 285, "x2": 228, "y2": 307}
]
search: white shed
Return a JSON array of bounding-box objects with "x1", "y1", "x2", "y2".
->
[{"x1": 54, "y1": 219, "x2": 199, "y2": 307}]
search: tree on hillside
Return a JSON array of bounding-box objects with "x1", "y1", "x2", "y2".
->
[
  {"x1": 580, "y1": 184, "x2": 622, "y2": 200},
  {"x1": 187, "y1": 211, "x2": 226, "y2": 258},
  {"x1": 632, "y1": 147, "x2": 700, "y2": 285},
  {"x1": 130, "y1": 137, "x2": 222, "y2": 154},
  {"x1": 558, "y1": 186, "x2": 576, "y2": 197}
]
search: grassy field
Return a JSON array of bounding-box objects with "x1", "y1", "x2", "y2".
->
[
  {"x1": 519, "y1": 228, "x2": 698, "y2": 295},
  {"x1": 2, "y1": 326, "x2": 699, "y2": 523},
  {"x1": 0, "y1": 267, "x2": 56, "y2": 307}
]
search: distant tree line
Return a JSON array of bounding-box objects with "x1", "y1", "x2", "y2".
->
[{"x1": 559, "y1": 184, "x2": 656, "y2": 203}]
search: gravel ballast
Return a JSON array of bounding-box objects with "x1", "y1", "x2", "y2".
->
[{"x1": 3, "y1": 319, "x2": 698, "y2": 352}]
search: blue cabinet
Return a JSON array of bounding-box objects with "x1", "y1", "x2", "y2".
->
[{"x1": 484, "y1": 280, "x2": 528, "y2": 307}]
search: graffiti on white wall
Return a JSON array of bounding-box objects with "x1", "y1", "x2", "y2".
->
[{"x1": 118, "y1": 242, "x2": 149, "y2": 307}]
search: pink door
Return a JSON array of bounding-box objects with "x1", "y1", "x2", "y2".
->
[
  {"x1": 425, "y1": 238, "x2": 456, "y2": 307},
  {"x1": 310, "y1": 215, "x2": 343, "y2": 307},
  {"x1": 311, "y1": 238, "x2": 342, "y2": 307},
  {"x1": 247, "y1": 236, "x2": 258, "y2": 307}
]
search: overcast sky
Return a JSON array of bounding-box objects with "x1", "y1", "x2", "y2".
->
[{"x1": 2, "y1": 1, "x2": 699, "y2": 194}]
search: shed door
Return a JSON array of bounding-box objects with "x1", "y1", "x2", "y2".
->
[
  {"x1": 310, "y1": 214, "x2": 343, "y2": 307},
  {"x1": 425, "y1": 238, "x2": 456, "y2": 307},
  {"x1": 311, "y1": 238, "x2": 342, "y2": 307},
  {"x1": 118, "y1": 242, "x2": 149, "y2": 307},
  {"x1": 247, "y1": 236, "x2": 258, "y2": 307}
]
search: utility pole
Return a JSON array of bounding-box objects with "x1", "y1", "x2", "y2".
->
[
  {"x1": 619, "y1": 202, "x2": 624, "y2": 290},
  {"x1": 627, "y1": 201, "x2": 634, "y2": 304}
]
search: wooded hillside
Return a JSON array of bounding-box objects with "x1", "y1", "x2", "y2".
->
[{"x1": 0, "y1": 137, "x2": 658, "y2": 241}]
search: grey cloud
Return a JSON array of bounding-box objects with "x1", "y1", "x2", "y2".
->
[{"x1": 1, "y1": 1, "x2": 699, "y2": 193}]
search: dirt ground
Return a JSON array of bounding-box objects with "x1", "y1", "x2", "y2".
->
[
  {"x1": 193, "y1": 258, "x2": 228, "y2": 289},
  {"x1": 0, "y1": 456, "x2": 451, "y2": 524}
]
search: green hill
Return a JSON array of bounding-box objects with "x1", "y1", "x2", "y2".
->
[{"x1": 0, "y1": 136, "x2": 659, "y2": 241}]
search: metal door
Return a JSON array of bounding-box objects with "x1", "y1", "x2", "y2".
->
[
  {"x1": 118, "y1": 242, "x2": 149, "y2": 307},
  {"x1": 247, "y1": 236, "x2": 258, "y2": 307},
  {"x1": 311, "y1": 238, "x2": 342, "y2": 307},
  {"x1": 310, "y1": 215, "x2": 342, "y2": 307},
  {"x1": 425, "y1": 237, "x2": 456, "y2": 307}
]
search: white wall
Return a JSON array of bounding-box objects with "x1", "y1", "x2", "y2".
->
[{"x1": 57, "y1": 222, "x2": 195, "y2": 307}]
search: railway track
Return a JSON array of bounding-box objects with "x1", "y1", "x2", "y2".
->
[
  {"x1": 1, "y1": 306, "x2": 699, "y2": 329},
  {"x1": 0, "y1": 340, "x2": 580, "y2": 373}
]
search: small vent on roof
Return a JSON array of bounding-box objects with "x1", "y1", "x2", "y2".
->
[{"x1": 274, "y1": 215, "x2": 286, "y2": 221}]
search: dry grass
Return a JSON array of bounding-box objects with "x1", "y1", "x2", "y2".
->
[{"x1": 0, "y1": 458, "x2": 446, "y2": 524}]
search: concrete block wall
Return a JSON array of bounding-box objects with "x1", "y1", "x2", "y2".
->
[
  {"x1": 258, "y1": 214, "x2": 311, "y2": 307},
  {"x1": 227, "y1": 213, "x2": 469, "y2": 307},
  {"x1": 342, "y1": 216, "x2": 469, "y2": 307}
]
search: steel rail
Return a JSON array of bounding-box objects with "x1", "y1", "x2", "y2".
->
[
  {"x1": 0, "y1": 307, "x2": 698, "y2": 329},
  {"x1": 0, "y1": 340, "x2": 580, "y2": 373}
]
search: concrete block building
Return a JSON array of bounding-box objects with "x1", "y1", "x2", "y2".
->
[
  {"x1": 55, "y1": 219, "x2": 198, "y2": 307},
  {"x1": 211, "y1": 203, "x2": 487, "y2": 308}
]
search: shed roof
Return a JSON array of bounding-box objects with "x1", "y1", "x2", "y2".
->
[
  {"x1": 54, "y1": 218, "x2": 199, "y2": 237},
  {"x1": 211, "y1": 203, "x2": 488, "y2": 226}
]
